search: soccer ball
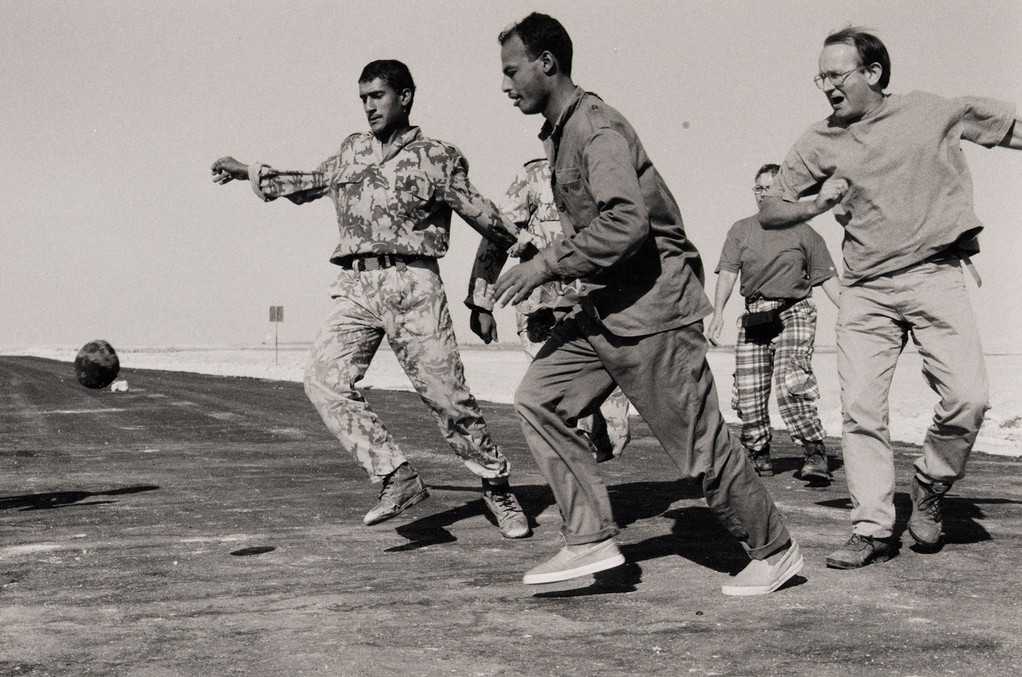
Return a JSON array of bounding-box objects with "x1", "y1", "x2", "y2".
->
[{"x1": 74, "y1": 340, "x2": 120, "y2": 389}]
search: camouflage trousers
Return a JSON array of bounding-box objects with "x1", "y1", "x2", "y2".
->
[
  {"x1": 519, "y1": 307, "x2": 631, "y2": 458},
  {"x1": 305, "y1": 260, "x2": 510, "y2": 482}
]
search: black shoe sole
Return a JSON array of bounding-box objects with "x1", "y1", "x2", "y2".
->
[
  {"x1": 825, "y1": 550, "x2": 893, "y2": 569},
  {"x1": 907, "y1": 525, "x2": 942, "y2": 549}
]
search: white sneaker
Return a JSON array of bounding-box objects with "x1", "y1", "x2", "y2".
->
[
  {"x1": 523, "y1": 538, "x2": 625, "y2": 585},
  {"x1": 721, "y1": 540, "x2": 804, "y2": 596}
]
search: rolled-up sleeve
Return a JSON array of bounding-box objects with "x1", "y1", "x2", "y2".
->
[
  {"x1": 541, "y1": 128, "x2": 648, "y2": 278},
  {"x1": 250, "y1": 162, "x2": 330, "y2": 204}
]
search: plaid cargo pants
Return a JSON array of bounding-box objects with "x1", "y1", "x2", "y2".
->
[{"x1": 731, "y1": 298, "x2": 825, "y2": 453}]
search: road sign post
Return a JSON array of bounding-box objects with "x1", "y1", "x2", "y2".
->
[{"x1": 269, "y1": 306, "x2": 284, "y2": 365}]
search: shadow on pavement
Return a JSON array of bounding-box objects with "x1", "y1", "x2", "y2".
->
[
  {"x1": 531, "y1": 562, "x2": 645, "y2": 598},
  {"x1": 817, "y1": 491, "x2": 1017, "y2": 548},
  {"x1": 0, "y1": 485, "x2": 160, "y2": 512},
  {"x1": 390, "y1": 478, "x2": 718, "y2": 553}
]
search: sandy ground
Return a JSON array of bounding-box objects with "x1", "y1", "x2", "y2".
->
[
  {"x1": 2, "y1": 355, "x2": 1021, "y2": 676},
  {"x1": 12, "y1": 344, "x2": 1022, "y2": 458}
]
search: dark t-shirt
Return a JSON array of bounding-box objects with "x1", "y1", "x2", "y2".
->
[{"x1": 715, "y1": 215, "x2": 837, "y2": 299}]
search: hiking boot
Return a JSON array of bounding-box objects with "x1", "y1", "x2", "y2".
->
[
  {"x1": 825, "y1": 533, "x2": 895, "y2": 569},
  {"x1": 482, "y1": 480, "x2": 531, "y2": 539},
  {"x1": 908, "y1": 477, "x2": 950, "y2": 547},
  {"x1": 721, "y1": 540, "x2": 804, "y2": 596},
  {"x1": 523, "y1": 538, "x2": 625, "y2": 585},
  {"x1": 748, "y1": 446, "x2": 774, "y2": 477},
  {"x1": 798, "y1": 441, "x2": 831, "y2": 482},
  {"x1": 363, "y1": 463, "x2": 429, "y2": 526}
]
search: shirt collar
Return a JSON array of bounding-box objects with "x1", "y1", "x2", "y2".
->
[
  {"x1": 371, "y1": 125, "x2": 422, "y2": 162},
  {"x1": 538, "y1": 86, "x2": 586, "y2": 142}
]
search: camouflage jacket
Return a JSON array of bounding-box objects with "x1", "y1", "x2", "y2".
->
[
  {"x1": 248, "y1": 126, "x2": 516, "y2": 264},
  {"x1": 466, "y1": 159, "x2": 581, "y2": 314}
]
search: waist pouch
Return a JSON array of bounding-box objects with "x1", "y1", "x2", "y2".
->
[
  {"x1": 742, "y1": 308, "x2": 783, "y2": 329},
  {"x1": 742, "y1": 298, "x2": 798, "y2": 343}
]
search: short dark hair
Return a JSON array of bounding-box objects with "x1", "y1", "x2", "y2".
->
[
  {"x1": 359, "y1": 60, "x2": 416, "y2": 111},
  {"x1": 755, "y1": 164, "x2": 780, "y2": 180},
  {"x1": 824, "y1": 27, "x2": 891, "y2": 90},
  {"x1": 498, "y1": 13, "x2": 573, "y2": 77}
]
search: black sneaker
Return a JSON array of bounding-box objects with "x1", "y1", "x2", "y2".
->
[
  {"x1": 908, "y1": 477, "x2": 950, "y2": 547},
  {"x1": 363, "y1": 464, "x2": 430, "y2": 525},
  {"x1": 825, "y1": 533, "x2": 895, "y2": 569},
  {"x1": 798, "y1": 441, "x2": 831, "y2": 482},
  {"x1": 749, "y1": 446, "x2": 774, "y2": 477}
]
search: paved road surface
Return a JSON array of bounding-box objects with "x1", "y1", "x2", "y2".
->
[{"x1": 2, "y1": 356, "x2": 1020, "y2": 676}]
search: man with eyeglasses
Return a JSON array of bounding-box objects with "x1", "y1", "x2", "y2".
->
[
  {"x1": 708, "y1": 164, "x2": 840, "y2": 483},
  {"x1": 760, "y1": 28, "x2": 1022, "y2": 569}
]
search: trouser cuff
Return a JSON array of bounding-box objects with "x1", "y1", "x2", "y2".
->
[
  {"x1": 745, "y1": 526, "x2": 792, "y2": 560},
  {"x1": 561, "y1": 525, "x2": 620, "y2": 546}
]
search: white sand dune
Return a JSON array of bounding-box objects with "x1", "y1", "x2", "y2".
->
[{"x1": 12, "y1": 344, "x2": 1021, "y2": 458}]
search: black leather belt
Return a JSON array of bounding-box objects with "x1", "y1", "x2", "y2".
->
[
  {"x1": 746, "y1": 293, "x2": 803, "y2": 310},
  {"x1": 335, "y1": 254, "x2": 428, "y2": 272}
]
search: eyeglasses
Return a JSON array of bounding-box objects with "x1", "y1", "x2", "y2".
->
[
  {"x1": 813, "y1": 67, "x2": 862, "y2": 89},
  {"x1": 752, "y1": 186, "x2": 769, "y2": 195}
]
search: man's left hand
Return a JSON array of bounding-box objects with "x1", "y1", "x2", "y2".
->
[{"x1": 493, "y1": 259, "x2": 551, "y2": 307}]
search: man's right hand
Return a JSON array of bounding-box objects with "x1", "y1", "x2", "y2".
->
[
  {"x1": 211, "y1": 156, "x2": 249, "y2": 184},
  {"x1": 470, "y1": 309, "x2": 498, "y2": 344},
  {"x1": 706, "y1": 314, "x2": 725, "y2": 346},
  {"x1": 814, "y1": 177, "x2": 849, "y2": 213}
]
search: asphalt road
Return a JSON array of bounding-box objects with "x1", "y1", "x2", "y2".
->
[{"x1": 2, "y1": 355, "x2": 1021, "y2": 676}]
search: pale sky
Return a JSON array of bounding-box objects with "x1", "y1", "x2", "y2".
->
[{"x1": 2, "y1": 1, "x2": 1020, "y2": 352}]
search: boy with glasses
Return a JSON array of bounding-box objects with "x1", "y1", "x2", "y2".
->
[{"x1": 708, "y1": 164, "x2": 840, "y2": 482}]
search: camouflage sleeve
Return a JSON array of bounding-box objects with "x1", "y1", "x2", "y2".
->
[
  {"x1": 441, "y1": 154, "x2": 518, "y2": 251},
  {"x1": 465, "y1": 237, "x2": 510, "y2": 311},
  {"x1": 497, "y1": 166, "x2": 534, "y2": 230},
  {"x1": 248, "y1": 148, "x2": 350, "y2": 205},
  {"x1": 249, "y1": 163, "x2": 330, "y2": 204},
  {"x1": 464, "y1": 166, "x2": 533, "y2": 311}
]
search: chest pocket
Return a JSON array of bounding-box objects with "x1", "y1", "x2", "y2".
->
[
  {"x1": 552, "y1": 165, "x2": 597, "y2": 232},
  {"x1": 391, "y1": 168, "x2": 437, "y2": 221},
  {"x1": 331, "y1": 164, "x2": 370, "y2": 200}
]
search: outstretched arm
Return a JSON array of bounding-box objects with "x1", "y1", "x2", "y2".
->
[
  {"x1": 444, "y1": 161, "x2": 518, "y2": 251},
  {"x1": 707, "y1": 270, "x2": 738, "y2": 346},
  {"x1": 211, "y1": 156, "x2": 329, "y2": 204}
]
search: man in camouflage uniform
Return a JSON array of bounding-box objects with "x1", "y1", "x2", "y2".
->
[
  {"x1": 211, "y1": 59, "x2": 530, "y2": 538},
  {"x1": 468, "y1": 158, "x2": 631, "y2": 461}
]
